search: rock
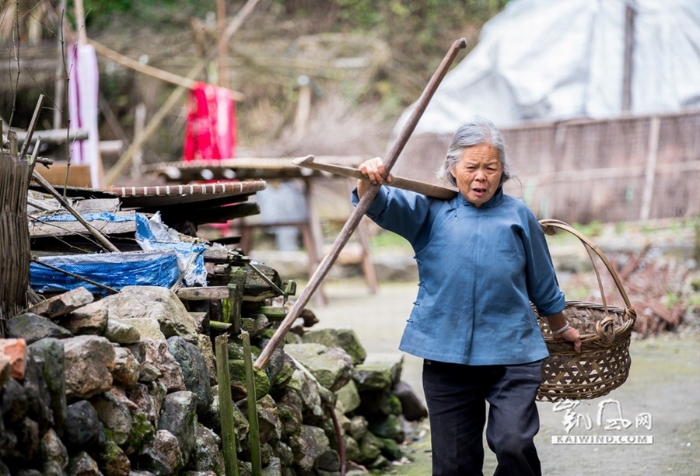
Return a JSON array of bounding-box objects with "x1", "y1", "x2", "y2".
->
[
  {"x1": 25, "y1": 287, "x2": 94, "y2": 319},
  {"x1": 111, "y1": 347, "x2": 140, "y2": 388},
  {"x1": 92, "y1": 392, "x2": 133, "y2": 446},
  {"x1": 63, "y1": 400, "x2": 106, "y2": 453},
  {"x1": 285, "y1": 369, "x2": 323, "y2": 417},
  {"x1": 122, "y1": 318, "x2": 166, "y2": 341},
  {"x1": 284, "y1": 343, "x2": 354, "y2": 392},
  {"x1": 28, "y1": 338, "x2": 67, "y2": 435},
  {"x1": 335, "y1": 379, "x2": 361, "y2": 414},
  {"x1": 105, "y1": 319, "x2": 141, "y2": 344},
  {"x1": 22, "y1": 351, "x2": 54, "y2": 432},
  {"x1": 301, "y1": 327, "x2": 367, "y2": 364},
  {"x1": 137, "y1": 430, "x2": 184, "y2": 476},
  {"x1": 241, "y1": 314, "x2": 270, "y2": 336},
  {"x1": 158, "y1": 391, "x2": 198, "y2": 463},
  {"x1": 185, "y1": 424, "x2": 224, "y2": 474},
  {"x1": 288, "y1": 425, "x2": 329, "y2": 473},
  {"x1": 345, "y1": 416, "x2": 369, "y2": 442},
  {"x1": 66, "y1": 451, "x2": 101, "y2": 475},
  {"x1": 270, "y1": 441, "x2": 293, "y2": 467},
  {"x1": 40, "y1": 429, "x2": 68, "y2": 475},
  {"x1": 194, "y1": 334, "x2": 217, "y2": 385},
  {"x1": 126, "y1": 382, "x2": 165, "y2": 428},
  {"x1": 314, "y1": 448, "x2": 340, "y2": 472},
  {"x1": 357, "y1": 431, "x2": 382, "y2": 465},
  {"x1": 368, "y1": 414, "x2": 405, "y2": 443},
  {"x1": 0, "y1": 339, "x2": 26, "y2": 380},
  {"x1": 228, "y1": 360, "x2": 270, "y2": 400},
  {"x1": 166, "y1": 337, "x2": 212, "y2": 415},
  {"x1": 132, "y1": 339, "x2": 185, "y2": 392},
  {"x1": 0, "y1": 378, "x2": 27, "y2": 424},
  {"x1": 353, "y1": 363, "x2": 395, "y2": 392},
  {"x1": 97, "y1": 439, "x2": 131, "y2": 476},
  {"x1": 82, "y1": 286, "x2": 199, "y2": 342},
  {"x1": 63, "y1": 335, "x2": 115, "y2": 400},
  {"x1": 343, "y1": 435, "x2": 361, "y2": 463},
  {"x1": 6, "y1": 314, "x2": 72, "y2": 344},
  {"x1": 0, "y1": 356, "x2": 10, "y2": 389},
  {"x1": 238, "y1": 394, "x2": 281, "y2": 444},
  {"x1": 125, "y1": 409, "x2": 156, "y2": 456},
  {"x1": 12, "y1": 416, "x2": 40, "y2": 462},
  {"x1": 61, "y1": 306, "x2": 108, "y2": 336},
  {"x1": 392, "y1": 381, "x2": 427, "y2": 421},
  {"x1": 275, "y1": 389, "x2": 303, "y2": 438}
]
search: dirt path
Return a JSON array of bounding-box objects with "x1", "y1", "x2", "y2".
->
[{"x1": 307, "y1": 280, "x2": 700, "y2": 476}]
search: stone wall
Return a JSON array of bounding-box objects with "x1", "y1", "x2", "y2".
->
[{"x1": 0, "y1": 285, "x2": 426, "y2": 476}]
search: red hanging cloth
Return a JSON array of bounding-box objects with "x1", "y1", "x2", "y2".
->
[{"x1": 183, "y1": 82, "x2": 236, "y2": 161}]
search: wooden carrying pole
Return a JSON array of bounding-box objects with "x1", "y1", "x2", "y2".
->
[
  {"x1": 254, "y1": 38, "x2": 467, "y2": 371},
  {"x1": 293, "y1": 155, "x2": 458, "y2": 200}
]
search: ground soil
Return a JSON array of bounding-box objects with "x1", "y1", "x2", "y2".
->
[{"x1": 306, "y1": 280, "x2": 700, "y2": 476}]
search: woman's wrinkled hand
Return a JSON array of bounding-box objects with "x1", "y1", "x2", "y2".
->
[
  {"x1": 555, "y1": 326, "x2": 582, "y2": 353},
  {"x1": 357, "y1": 157, "x2": 393, "y2": 197}
]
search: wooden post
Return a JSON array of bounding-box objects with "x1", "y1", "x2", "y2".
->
[
  {"x1": 242, "y1": 331, "x2": 261, "y2": 476},
  {"x1": 73, "y1": 0, "x2": 88, "y2": 45},
  {"x1": 216, "y1": 0, "x2": 229, "y2": 88},
  {"x1": 622, "y1": 3, "x2": 635, "y2": 113},
  {"x1": 293, "y1": 75, "x2": 311, "y2": 140},
  {"x1": 53, "y1": 0, "x2": 67, "y2": 130},
  {"x1": 639, "y1": 116, "x2": 660, "y2": 221},
  {"x1": 215, "y1": 334, "x2": 240, "y2": 476},
  {"x1": 131, "y1": 102, "x2": 146, "y2": 179}
]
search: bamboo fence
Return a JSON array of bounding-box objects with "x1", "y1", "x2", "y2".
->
[
  {"x1": 395, "y1": 109, "x2": 700, "y2": 224},
  {"x1": 0, "y1": 146, "x2": 32, "y2": 333}
]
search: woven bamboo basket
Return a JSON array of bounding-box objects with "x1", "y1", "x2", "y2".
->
[{"x1": 535, "y1": 219, "x2": 637, "y2": 402}]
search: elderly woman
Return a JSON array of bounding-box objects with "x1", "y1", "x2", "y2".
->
[{"x1": 353, "y1": 117, "x2": 580, "y2": 476}]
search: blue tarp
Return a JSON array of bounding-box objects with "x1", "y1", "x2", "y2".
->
[
  {"x1": 29, "y1": 211, "x2": 208, "y2": 295},
  {"x1": 30, "y1": 250, "x2": 181, "y2": 295}
]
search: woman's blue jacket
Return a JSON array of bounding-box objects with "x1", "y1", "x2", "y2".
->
[{"x1": 351, "y1": 186, "x2": 565, "y2": 365}]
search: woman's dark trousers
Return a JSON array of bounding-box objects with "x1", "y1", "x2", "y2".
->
[{"x1": 422, "y1": 359, "x2": 543, "y2": 476}]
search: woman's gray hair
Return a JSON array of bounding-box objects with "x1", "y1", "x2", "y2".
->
[{"x1": 437, "y1": 117, "x2": 511, "y2": 187}]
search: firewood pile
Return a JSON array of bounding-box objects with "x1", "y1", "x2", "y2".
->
[{"x1": 566, "y1": 243, "x2": 699, "y2": 338}]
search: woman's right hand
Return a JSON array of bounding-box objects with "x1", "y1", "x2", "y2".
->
[{"x1": 357, "y1": 157, "x2": 393, "y2": 197}]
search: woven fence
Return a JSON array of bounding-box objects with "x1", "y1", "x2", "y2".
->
[
  {"x1": 394, "y1": 109, "x2": 700, "y2": 224},
  {"x1": 0, "y1": 148, "x2": 32, "y2": 334}
]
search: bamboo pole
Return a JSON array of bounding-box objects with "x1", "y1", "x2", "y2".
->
[
  {"x1": 639, "y1": 116, "x2": 660, "y2": 221},
  {"x1": 216, "y1": 0, "x2": 229, "y2": 89},
  {"x1": 242, "y1": 331, "x2": 262, "y2": 476},
  {"x1": 215, "y1": 334, "x2": 240, "y2": 476},
  {"x1": 88, "y1": 39, "x2": 244, "y2": 100},
  {"x1": 254, "y1": 38, "x2": 468, "y2": 371},
  {"x1": 103, "y1": 0, "x2": 261, "y2": 186}
]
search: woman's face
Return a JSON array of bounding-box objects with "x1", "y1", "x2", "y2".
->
[{"x1": 450, "y1": 143, "x2": 503, "y2": 207}]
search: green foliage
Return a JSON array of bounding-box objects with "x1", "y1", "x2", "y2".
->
[
  {"x1": 571, "y1": 220, "x2": 603, "y2": 238},
  {"x1": 369, "y1": 231, "x2": 412, "y2": 252}
]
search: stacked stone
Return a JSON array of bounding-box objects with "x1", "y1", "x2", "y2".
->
[{"x1": 0, "y1": 285, "x2": 426, "y2": 476}]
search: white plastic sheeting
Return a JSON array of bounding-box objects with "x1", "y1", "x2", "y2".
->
[{"x1": 393, "y1": 0, "x2": 700, "y2": 135}]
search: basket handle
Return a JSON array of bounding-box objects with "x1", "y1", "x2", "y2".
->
[{"x1": 539, "y1": 219, "x2": 633, "y2": 312}]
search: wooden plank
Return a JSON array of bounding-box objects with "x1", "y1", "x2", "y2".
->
[
  {"x1": 28, "y1": 211, "x2": 137, "y2": 238},
  {"x1": 176, "y1": 286, "x2": 276, "y2": 302}
]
